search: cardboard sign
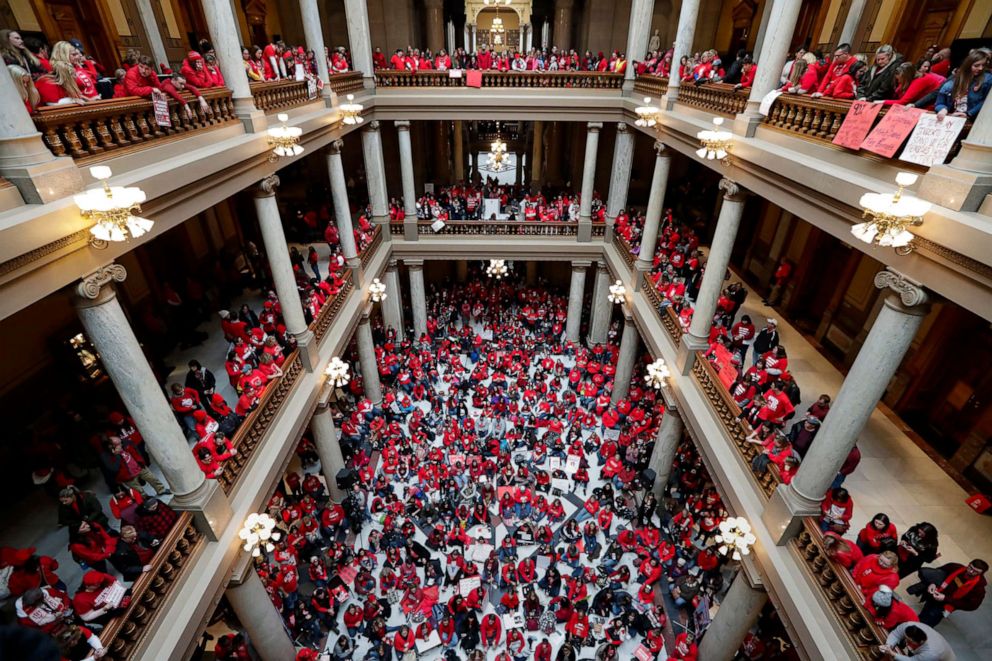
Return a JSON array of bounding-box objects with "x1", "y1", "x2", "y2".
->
[
  {"x1": 551, "y1": 478, "x2": 571, "y2": 492},
  {"x1": 337, "y1": 564, "x2": 358, "y2": 586},
  {"x1": 832, "y1": 100, "x2": 882, "y2": 149},
  {"x1": 565, "y1": 455, "x2": 581, "y2": 473},
  {"x1": 710, "y1": 343, "x2": 735, "y2": 372},
  {"x1": 152, "y1": 90, "x2": 171, "y2": 127},
  {"x1": 466, "y1": 69, "x2": 482, "y2": 88},
  {"x1": 549, "y1": 457, "x2": 563, "y2": 471},
  {"x1": 459, "y1": 576, "x2": 481, "y2": 597},
  {"x1": 307, "y1": 78, "x2": 317, "y2": 99},
  {"x1": 470, "y1": 543, "x2": 494, "y2": 562},
  {"x1": 604, "y1": 428, "x2": 621, "y2": 441},
  {"x1": 449, "y1": 69, "x2": 463, "y2": 78},
  {"x1": 758, "y1": 89, "x2": 782, "y2": 116},
  {"x1": 718, "y1": 363, "x2": 738, "y2": 390},
  {"x1": 502, "y1": 612, "x2": 524, "y2": 630},
  {"x1": 294, "y1": 63, "x2": 305, "y2": 81},
  {"x1": 634, "y1": 644, "x2": 657, "y2": 661},
  {"x1": 861, "y1": 105, "x2": 924, "y2": 158},
  {"x1": 416, "y1": 630, "x2": 442, "y2": 652},
  {"x1": 449, "y1": 453, "x2": 465, "y2": 468},
  {"x1": 900, "y1": 113, "x2": 967, "y2": 167}
]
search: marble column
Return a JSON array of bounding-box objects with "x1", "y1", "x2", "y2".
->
[
  {"x1": 565, "y1": 261, "x2": 589, "y2": 343},
  {"x1": 624, "y1": 0, "x2": 656, "y2": 89},
  {"x1": 920, "y1": 90, "x2": 992, "y2": 212},
  {"x1": 326, "y1": 140, "x2": 360, "y2": 272},
  {"x1": 697, "y1": 570, "x2": 768, "y2": 661},
  {"x1": 383, "y1": 259, "x2": 405, "y2": 340},
  {"x1": 343, "y1": 0, "x2": 374, "y2": 86},
  {"x1": 407, "y1": 259, "x2": 428, "y2": 339},
  {"x1": 75, "y1": 266, "x2": 231, "y2": 539},
  {"x1": 453, "y1": 120, "x2": 465, "y2": 181},
  {"x1": 587, "y1": 263, "x2": 612, "y2": 346},
  {"x1": 553, "y1": 0, "x2": 575, "y2": 50},
  {"x1": 525, "y1": 23, "x2": 533, "y2": 51},
  {"x1": 634, "y1": 142, "x2": 672, "y2": 287},
  {"x1": 356, "y1": 311, "x2": 382, "y2": 403},
  {"x1": 311, "y1": 402, "x2": 347, "y2": 501},
  {"x1": 578, "y1": 122, "x2": 602, "y2": 242},
  {"x1": 611, "y1": 312, "x2": 639, "y2": 403},
  {"x1": 839, "y1": 0, "x2": 868, "y2": 45},
  {"x1": 530, "y1": 121, "x2": 544, "y2": 190},
  {"x1": 686, "y1": 179, "x2": 745, "y2": 345},
  {"x1": 227, "y1": 567, "x2": 296, "y2": 660},
  {"x1": 396, "y1": 121, "x2": 418, "y2": 241},
  {"x1": 135, "y1": 0, "x2": 171, "y2": 74},
  {"x1": 519, "y1": 24, "x2": 527, "y2": 53},
  {"x1": 765, "y1": 269, "x2": 929, "y2": 544},
  {"x1": 650, "y1": 407, "x2": 684, "y2": 500},
  {"x1": 362, "y1": 120, "x2": 390, "y2": 235},
  {"x1": 752, "y1": 0, "x2": 776, "y2": 60},
  {"x1": 736, "y1": 0, "x2": 803, "y2": 136},
  {"x1": 605, "y1": 123, "x2": 634, "y2": 241},
  {"x1": 664, "y1": 0, "x2": 701, "y2": 107},
  {"x1": 425, "y1": 0, "x2": 445, "y2": 52},
  {"x1": 0, "y1": 65, "x2": 81, "y2": 203},
  {"x1": 202, "y1": 0, "x2": 264, "y2": 130},
  {"x1": 253, "y1": 176, "x2": 317, "y2": 369},
  {"x1": 300, "y1": 0, "x2": 333, "y2": 103},
  {"x1": 471, "y1": 25, "x2": 477, "y2": 53}
]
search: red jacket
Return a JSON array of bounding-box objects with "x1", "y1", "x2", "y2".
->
[
  {"x1": 480, "y1": 613, "x2": 501, "y2": 645},
  {"x1": 823, "y1": 73, "x2": 857, "y2": 99},
  {"x1": 865, "y1": 598, "x2": 919, "y2": 629},
  {"x1": 851, "y1": 554, "x2": 900, "y2": 598},
  {"x1": 817, "y1": 57, "x2": 856, "y2": 94}
]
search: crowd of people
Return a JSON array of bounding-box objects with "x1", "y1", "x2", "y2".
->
[
  {"x1": 376, "y1": 46, "x2": 631, "y2": 73},
  {"x1": 207, "y1": 276, "x2": 787, "y2": 660},
  {"x1": 394, "y1": 184, "x2": 606, "y2": 224}
]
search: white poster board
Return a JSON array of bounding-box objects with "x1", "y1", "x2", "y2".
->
[
  {"x1": 152, "y1": 90, "x2": 171, "y2": 127},
  {"x1": 502, "y1": 611, "x2": 524, "y2": 630},
  {"x1": 416, "y1": 630, "x2": 442, "y2": 653},
  {"x1": 482, "y1": 198, "x2": 501, "y2": 219},
  {"x1": 449, "y1": 69, "x2": 463, "y2": 78},
  {"x1": 551, "y1": 478, "x2": 571, "y2": 492},
  {"x1": 758, "y1": 89, "x2": 782, "y2": 116},
  {"x1": 565, "y1": 455, "x2": 581, "y2": 473},
  {"x1": 899, "y1": 113, "x2": 967, "y2": 167},
  {"x1": 459, "y1": 576, "x2": 481, "y2": 597}
]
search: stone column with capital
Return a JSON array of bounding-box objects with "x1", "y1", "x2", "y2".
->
[
  {"x1": 135, "y1": 0, "x2": 171, "y2": 74},
  {"x1": 565, "y1": 261, "x2": 589, "y2": 343},
  {"x1": 764, "y1": 269, "x2": 930, "y2": 544},
  {"x1": 0, "y1": 65, "x2": 82, "y2": 203},
  {"x1": 407, "y1": 260, "x2": 428, "y2": 339},
  {"x1": 396, "y1": 121, "x2": 419, "y2": 241},
  {"x1": 605, "y1": 123, "x2": 634, "y2": 241},
  {"x1": 356, "y1": 311, "x2": 382, "y2": 403},
  {"x1": 587, "y1": 263, "x2": 613, "y2": 346},
  {"x1": 311, "y1": 402, "x2": 347, "y2": 501},
  {"x1": 920, "y1": 95, "x2": 992, "y2": 212},
  {"x1": 663, "y1": 0, "x2": 701, "y2": 107},
  {"x1": 383, "y1": 259, "x2": 406, "y2": 339},
  {"x1": 253, "y1": 176, "x2": 318, "y2": 370},
  {"x1": 624, "y1": 0, "x2": 656, "y2": 89},
  {"x1": 202, "y1": 0, "x2": 265, "y2": 131},
  {"x1": 74, "y1": 265, "x2": 231, "y2": 539},
  {"x1": 300, "y1": 0, "x2": 334, "y2": 104},
  {"x1": 344, "y1": 0, "x2": 375, "y2": 87},
  {"x1": 697, "y1": 569, "x2": 768, "y2": 661},
  {"x1": 650, "y1": 406, "x2": 684, "y2": 500},
  {"x1": 361, "y1": 120, "x2": 391, "y2": 237},
  {"x1": 611, "y1": 312, "x2": 640, "y2": 403},
  {"x1": 553, "y1": 0, "x2": 575, "y2": 50},
  {"x1": 682, "y1": 178, "x2": 746, "y2": 366},
  {"x1": 735, "y1": 0, "x2": 804, "y2": 136},
  {"x1": 578, "y1": 122, "x2": 602, "y2": 242},
  {"x1": 634, "y1": 142, "x2": 672, "y2": 289},
  {"x1": 425, "y1": 0, "x2": 445, "y2": 52},
  {"x1": 326, "y1": 140, "x2": 360, "y2": 273},
  {"x1": 226, "y1": 563, "x2": 297, "y2": 660}
]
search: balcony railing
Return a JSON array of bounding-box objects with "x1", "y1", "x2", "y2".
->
[
  {"x1": 375, "y1": 70, "x2": 624, "y2": 89},
  {"x1": 313, "y1": 270, "x2": 354, "y2": 344},
  {"x1": 250, "y1": 79, "x2": 318, "y2": 112},
  {"x1": 633, "y1": 75, "x2": 668, "y2": 99},
  {"x1": 360, "y1": 225, "x2": 382, "y2": 269},
  {"x1": 613, "y1": 233, "x2": 636, "y2": 269},
  {"x1": 97, "y1": 512, "x2": 202, "y2": 660},
  {"x1": 424, "y1": 220, "x2": 581, "y2": 235},
  {"x1": 327, "y1": 71, "x2": 365, "y2": 97},
  {"x1": 676, "y1": 82, "x2": 749, "y2": 116},
  {"x1": 33, "y1": 88, "x2": 237, "y2": 162}
]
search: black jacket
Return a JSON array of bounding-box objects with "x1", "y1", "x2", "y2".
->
[
  {"x1": 857, "y1": 57, "x2": 902, "y2": 101},
  {"x1": 753, "y1": 328, "x2": 780, "y2": 355}
]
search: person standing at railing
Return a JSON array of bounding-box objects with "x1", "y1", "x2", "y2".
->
[
  {"x1": 812, "y1": 44, "x2": 855, "y2": 97},
  {"x1": 124, "y1": 56, "x2": 212, "y2": 120},
  {"x1": 857, "y1": 45, "x2": 902, "y2": 102},
  {"x1": 883, "y1": 62, "x2": 945, "y2": 109},
  {"x1": 935, "y1": 49, "x2": 991, "y2": 121},
  {"x1": 243, "y1": 48, "x2": 263, "y2": 81},
  {"x1": 373, "y1": 47, "x2": 387, "y2": 70},
  {"x1": 331, "y1": 47, "x2": 350, "y2": 73}
]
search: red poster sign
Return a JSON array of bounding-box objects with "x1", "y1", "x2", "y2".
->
[
  {"x1": 466, "y1": 69, "x2": 482, "y2": 88},
  {"x1": 860, "y1": 105, "x2": 924, "y2": 158},
  {"x1": 832, "y1": 100, "x2": 882, "y2": 150},
  {"x1": 718, "y1": 363, "x2": 739, "y2": 390}
]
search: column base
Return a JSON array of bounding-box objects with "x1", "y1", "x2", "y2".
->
[
  {"x1": 362, "y1": 75, "x2": 375, "y2": 90},
  {"x1": 373, "y1": 217, "x2": 392, "y2": 242},
  {"x1": 676, "y1": 333, "x2": 707, "y2": 375},
  {"x1": 577, "y1": 218, "x2": 592, "y2": 242},
  {"x1": 661, "y1": 90, "x2": 678, "y2": 110},
  {"x1": 733, "y1": 108, "x2": 764, "y2": 138},
  {"x1": 0, "y1": 152, "x2": 83, "y2": 205},
  {"x1": 621, "y1": 78, "x2": 636, "y2": 96},
  {"x1": 170, "y1": 478, "x2": 232, "y2": 542},
  {"x1": 295, "y1": 329, "x2": 320, "y2": 372},
  {"x1": 403, "y1": 220, "x2": 419, "y2": 241},
  {"x1": 633, "y1": 261, "x2": 651, "y2": 291},
  {"x1": 346, "y1": 256, "x2": 364, "y2": 286},
  {"x1": 919, "y1": 157, "x2": 992, "y2": 212},
  {"x1": 762, "y1": 483, "x2": 821, "y2": 546},
  {"x1": 233, "y1": 97, "x2": 267, "y2": 133}
]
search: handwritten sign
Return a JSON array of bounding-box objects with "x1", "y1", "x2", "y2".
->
[
  {"x1": 502, "y1": 612, "x2": 525, "y2": 630},
  {"x1": 459, "y1": 576, "x2": 481, "y2": 597},
  {"x1": 152, "y1": 90, "x2": 171, "y2": 127},
  {"x1": 565, "y1": 455, "x2": 581, "y2": 473},
  {"x1": 718, "y1": 363, "x2": 738, "y2": 390},
  {"x1": 861, "y1": 105, "x2": 924, "y2": 158},
  {"x1": 832, "y1": 101, "x2": 882, "y2": 149},
  {"x1": 466, "y1": 69, "x2": 482, "y2": 88},
  {"x1": 549, "y1": 457, "x2": 562, "y2": 471},
  {"x1": 758, "y1": 90, "x2": 782, "y2": 116},
  {"x1": 900, "y1": 113, "x2": 967, "y2": 167}
]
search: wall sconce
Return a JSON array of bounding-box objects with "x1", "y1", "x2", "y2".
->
[
  {"x1": 644, "y1": 358, "x2": 671, "y2": 389},
  {"x1": 369, "y1": 278, "x2": 387, "y2": 302},
  {"x1": 268, "y1": 113, "x2": 303, "y2": 161},
  {"x1": 325, "y1": 357, "x2": 351, "y2": 388},
  {"x1": 717, "y1": 516, "x2": 757, "y2": 560},
  {"x1": 635, "y1": 97, "x2": 662, "y2": 128},
  {"x1": 607, "y1": 279, "x2": 627, "y2": 304},
  {"x1": 340, "y1": 94, "x2": 364, "y2": 125},
  {"x1": 238, "y1": 512, "x2": 280, "y2": 558},
  {"x1": 75, "y1": 166, "x2": 152, "y2": 248},
  {"x1": 854, "y1": 172, "x2": 929, "y2": 255},
  {"x1": 696, "y1": 117, "x2": 732, "y2": 164}
]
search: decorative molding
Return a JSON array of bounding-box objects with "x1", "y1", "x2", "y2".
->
[
  {"x1": 587, "y1": 122, "x2": 603, "y2": 132},
  {"x1": 914, "y1": 236, "x2": 992, "y2": 281},
  {"x1": 873, "y1": 268, "x2": 930, "y2": 308},
  {"x1": 0, "y1": 229, "x2": 91, "y2": 279},
  {"x1": 365, "y1": 119, "x2": 381, "y2": 132},
  {"x1": 719, "y1": 177, "x2": 743, "y2": 200},
  {"x1": 76, "y1": 264, "x2": 127, "y2": 300},
  {"x1": 617, "y1": 122, "x2": 628, "y2": 134},
  {"x1": 654, "y1": 140, "x2": 667, "y2": 156},
  {"x1": 328, "y1": 139, "x2": 344, "y2": 155},
  {"x1": 256, "y1": 174, "x2": 280, "y2": 197},
  {"x1": 395, "y1": 120, "x2": 411, "y2": 130}
]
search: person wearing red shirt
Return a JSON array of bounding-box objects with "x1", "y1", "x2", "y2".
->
[
  {"x1": 480, "y1": 612, "x2": 502, "y2": 646},
  {"x1": 852, "y1": 551, "x2": 901, "y2": 599},
  {"x1": 390, "y1": 49, "x2": 407, "y2": 70},
  {"x1": 392, "y1": 624, "x2": 416, "y2": 655},
  {"x1": 821, "y1": 60, "x2": 864, "y2": 99},
  {"x1": 373, "y1": 47, "x2": 388, "y2": 69},
  {"x1": 262, "y1": 42, "x2": 283, "y2": 79},
  {"x1": 124, "y1": 55, "x2": 211, "y2": 118},
  {"x1": 73, "y1": 570, "x2": 130, "y2": 624},
  {"x1": 909, "y1": 559, "x2": 989, "y2": 626},
  {"x1": 823, "y1": 531, "x2": 864, "y2": 569},
  {"x1": 813, "y1": 44, "x2": 856, "y2": 95},
  {"x1": 565, "y1": 605, "x2": 590, "y2": 643},
  {"x1": 180, "y1": 51, "x2": 212, "y2": 87},
  {"x1": 15, "y1": 585, "x2": 73, "y2": 633},
  {"x1": 865, "y1": 585, "x2": 919, "y2": 630},
  {"x1": 670, "y1": 631, "x2": 698, "y2": 660},
  {"x1": 820, "y1": 487, "x2": 854, "y2": 534},
  {"x1": 476, "y1": 48, "x2": 493, "y2": 70},
  {"x1": 857, "y1": 513, "x2": 898, "y2": 555}
]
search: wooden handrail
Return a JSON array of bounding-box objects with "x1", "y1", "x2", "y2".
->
[
  {"x1": 98, "y1": 512, "x2": 202, "y2": 660},
  {"x1": 32, "y1": 88, "x2": 237, "y2": 163},
  {"x1": 360, "y1": 225, "x2": 382, "y2": 269},
  {"x1": 676, "y1": 81, "x2": 749, "y2": 116},
  {"x1": 374, "y1": 70, "x2": 624, "y2": 89},
  {"x1": 421, "y1": 220, "x2": 580, "y2": 236},
  {"x1": 312, "y1": 270, "x2": 354, "y2": 344},
  {"x1": 327, "y1": 71, "x2": 364, "y2": 97},
  {"x1": 613, "y1": 233, "x2": 636, "y2": 269},
  {"x1": 249, "y1": 79, "x2": 318, "y2": 112},
  {"x1": 633, "y1": 75, "x2": 669, "y2": 99}
]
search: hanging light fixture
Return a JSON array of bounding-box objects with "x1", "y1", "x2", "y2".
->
[
  {"x1": 484, "y1": 122, "x2": 513, "y2": 173},
  {"x1": 696, "y1": 117, "x2": 732, "y2": 164},
  {"x1": 238, "y1": 512, "x2": 281, "y2": 558},
  {"x1": 267, "y1": 113, "x2": 303, "y2": 161},
  {"x1": 324, "y1": 356, "x2": 351, "y2": 388},
  {"x1": 340, "y1": 94, "x2": 364, "y2": 125},
  {"x1": 635, "y1": 97, "x2": 662, "y2": 128},
  {"x1": 75, "y1": 166, "x2": 152, "y2": 247},
  {"x1": 486, "y1": 259, "x2": 509, "y2": 279},
  {"x1": 369, "y1": 277, "x2": 387, "y2": 302},
  {"x1": 854, "y1": 172, "x2": 929, "y2": 255},
  {"x1": 607, "y1": 279, "x2": 627, "y2": 304},
  {"x1": 716, "y1": 516, "x2": 757, "y2": 560},
  {"x1": 644, "y1": 358, "x2": 671, "y2": 389}
]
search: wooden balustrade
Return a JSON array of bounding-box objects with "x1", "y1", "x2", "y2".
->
[
  {"x1": 360, "y1": 225, "x2": 382, "y2": 269},
  {"x1": 676, "y1": 82, "x2": 749, "y2": 116},
  {"x1": 794, "y1": 519, "x2": 889, "y2": 659},
  {"x1": 633, "y1": 76, "x2": 669, "y2": 99},
  {"x1": 99, "y1": 512, "x2": 202, "y2": 660},
  {"x1": 375, "y1": 70, "x2": 623, "y2": 89},
  {"x1": 614, "y1": 233, "x2": 636, "y2": 269},
  {"x1": 250, "y1": 79, "x2": 318, "y2": 112},
  {"x1": 422, "y1": 220, "x2": 579, "y2": 236},
  {"x1": 33, "y1": 88, "x2": 237, "y2": 163},
  {"x1": 327, "y1": 71, "x2": 364, "y2": 97},
  {"x1": 389, "y1": 222, "x2": 406, "y2": 235},
  {"x1": 312, "y1": 271, "x2": 354, "y2": 344},
  {"x1": 763, "y1": 94, "x2": 854, "y2": 144},
  {"x1": 591, "y1": 223, "x2": 606, "y2": 237}
]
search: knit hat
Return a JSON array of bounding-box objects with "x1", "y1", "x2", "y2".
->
[{"x1": 872, "y1": 585, "x2": 894, "y2": 607}]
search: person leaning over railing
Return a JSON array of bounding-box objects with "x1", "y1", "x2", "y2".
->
[
  {"x1": 124, "y1": 55, "x2": 213, "y2": 120},
  {"x1": 881, "y1": 62, "x2": 946, "y2": 108},
  {"x1": 935, "y1": 48, "x2": 991, "y2": 121}
]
